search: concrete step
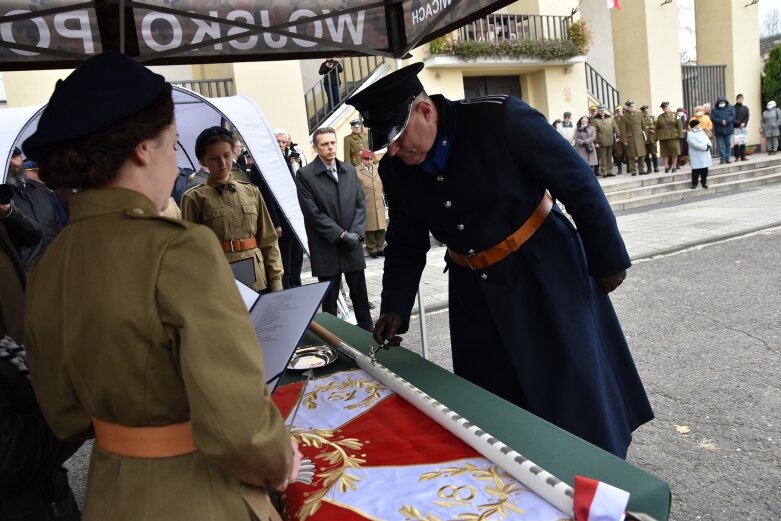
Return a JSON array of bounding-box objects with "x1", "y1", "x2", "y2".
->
[
  {"x1": 610, "y1": 172, "x2": 781, "y2": 211},
  {"x1": 605, "y1": 165, "x2": 781, "y2": 202}
]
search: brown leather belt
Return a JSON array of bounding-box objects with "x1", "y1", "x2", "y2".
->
[
  {"x1": 92, "y1": 417, "x2": 198, "y2": 458},
  {"x1": 221, "y1": 237, "x2": 258, "y2": 253},
  {"x1": 448, "y1": 193, "x2": 554, "y2": 271}
]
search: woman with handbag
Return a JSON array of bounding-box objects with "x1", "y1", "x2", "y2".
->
[{"x1": 574, "y1": 116, "x2": 599, "y2": 175}]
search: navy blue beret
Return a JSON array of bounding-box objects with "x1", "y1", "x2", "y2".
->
[
  {"x1": 195, "y1": 126, "x2": 233, "y2": 160},
  {"x1": 346, "y1": 62, "x2": 425, "y2": 151},
  {"x1": 23, "y1": 51, "x2": 166, "y2": 162}
]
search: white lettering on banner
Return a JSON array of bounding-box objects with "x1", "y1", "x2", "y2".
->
[
  {"x1": 411, "y1": 0, "x2": 453, "y2": 26},
  {"x1": 323, "y1": 9, "x2": 364, "y2": 44},
  {"x1": 141, "y1": 12, "x2": 182, "y2": 52},
  {"x1": 227, "y1": 10, "x2": 258, "y2": 50},
  {"x1": 191, "y1": 10, "x2": 223, "y2": 51},
  {"x1": 1, "y1": 10, "x2": 51, "y2": 56},
  {"x1": 288, "y1": 9, "x2": 321, "y2": 48},
  {"x1": 53, "y1": 12, "x2": 94, "y2": 54},
  {"x1": 259, "y1": 10, "x2": 287, "y2": 49}
]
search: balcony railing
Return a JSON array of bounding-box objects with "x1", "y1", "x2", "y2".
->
[
  {"x1": 305, "y1": 56, "x2": 385, "y2": 133},
  {"x1": 585, "y1": 63, "x2": 619, "y2": 112},
  {"x1": 455, "y1": 14, "x2": 572, "y2": 43},
  {"x1": 171, "y1": 78, "x2": 234, "y2": 98}
]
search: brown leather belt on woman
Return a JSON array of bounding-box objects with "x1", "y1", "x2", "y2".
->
[
  {"x1": 447, "y1": 193, "x2": 554, "y2": 271},
  {"x1": 92, "y1": 417, "x2": 197, "y2": 458},
  {"x1": 221, "y1": 237, "x2": 258, "y2": 253}
]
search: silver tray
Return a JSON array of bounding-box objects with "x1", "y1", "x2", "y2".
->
[{"x1": 287, "y1": 344, "x2": 338, "y2": 371}]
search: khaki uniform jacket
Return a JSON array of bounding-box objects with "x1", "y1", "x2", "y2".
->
[
  {"x1": 655, "y1": 112, "x2": 683, "y2": 141},
  {"x1": 642, "y1": 114, "x2": 658, "y2": 144},
  {"x1": 343, "y1": 132, "x2": 369, "y2": 167},
  {"x1": 591, "y1": 114, "x2": 619, "y2": 147},
  {"x1": 357, "y1": 163, "x2": 387, "y2": 232},
  {"x1": 181, "y1": 175, "x2": 283, "y2": 292},
  {"x1": 618, "y1": 112, "x2": 647, "y2": 157},
  {"x1": 24, "y1": 188, "x2": 291, "y2": 521}
]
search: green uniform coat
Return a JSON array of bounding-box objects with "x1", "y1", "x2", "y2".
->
[
  {"x1": 25, "y1": 188, "x2": 292, "y2": 521},
  {"x1": 591, "y1": 114, "x2": 619, "y2": 147},
  {"x1": 356, "y1": 163, "x2": 387, "y2": 232},
  {"x1": 343, "y1": 132, "x2": 369, "y2": 168},
  {"x1": 618, "y1": 112, "x2": 647, "y2": 158},
  {"x1": 642, "y1": 114, "x2": 658, "y2": 155},
  {"x1": 656, "y1": 112, "x2": 683, "y2": 156},
  {"x1": 182, "y1": 175, "x2": 283, "y2": 292}
]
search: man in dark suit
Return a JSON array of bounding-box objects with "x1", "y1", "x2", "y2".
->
[
  {"x1": 296, "y1": 127, "x2": 372, "y2": 331},
  {"x1": 347, "y1": 64, "x2": 653, "y2": 458}
]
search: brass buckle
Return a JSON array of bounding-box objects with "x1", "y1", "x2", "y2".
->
[
  {"x1": 465, "y1": 253, "x2": 478, "y2": 270},
  {"x1": 229, "y1": 240, "x2": 238, "y2": 253}
]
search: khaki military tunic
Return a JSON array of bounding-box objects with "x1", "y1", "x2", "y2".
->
[
  {"x1": 181, "y1": 175, "x2": 283, "y2": 292},
  {"x1": 24, "y1": 187, "x2": 291, "y2": 521},
  {"x1": 356, "y1": 163, "x2": 387, "y2": 232},
  {"x1": 618, "y1": 112, "x2": 647, "y2": 158},
  {"x1": 642, "y1": 114, "x2": 659, "y2": 156},
  {"x1": 656, "y1": 112, "x2": 683, "y2": 156},
  {"x1": 343, "y1": 132, "x2": 369, "y2": 167}
]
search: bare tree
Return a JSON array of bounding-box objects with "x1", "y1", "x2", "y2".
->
[
  {"x1": 764, "y1": 8, "x2": 780, "y2": 37},
  {"x1": 678, "y1": 0, "x2": 696, "y2": 63}
]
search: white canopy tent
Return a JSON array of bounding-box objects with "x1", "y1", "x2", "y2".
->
[{"x1": 0, "y1": 85, "x2": 308, "y2": 253}]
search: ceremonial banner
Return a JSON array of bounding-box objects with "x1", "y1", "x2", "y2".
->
[{"x1": 274, "y1": 369, "x2": 570, "y2": 521}]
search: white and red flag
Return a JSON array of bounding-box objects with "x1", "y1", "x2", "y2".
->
[
  {"x1": 574, "y1": 475, "x2": 631, "y2": 521},
  {"x1": 607, "y1": 0, "x2": 622, "y2": 9}
]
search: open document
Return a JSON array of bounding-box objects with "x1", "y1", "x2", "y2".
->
[{"x1": 236, "y1": 280, "x2": 331, "y2": 392}]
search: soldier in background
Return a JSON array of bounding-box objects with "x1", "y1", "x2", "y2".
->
[
  {"x1": 641, "y1": 105, "x2": 659, "y2": 173},
  {"x1": 612, "y1": 105, "x2": 626, "y2": 175},
  {"x1": 591, "y1": 105, "x2": 619, "y2": 178},
  {"x1": 656, "y1": 102, "x2": 683, "y2": 173},
  {"x1": 618, "y1": 100, "x2": 647, "y2": 176},
  {"x1": 343, "y1": 119, "x2": 369, "y2": 167}
]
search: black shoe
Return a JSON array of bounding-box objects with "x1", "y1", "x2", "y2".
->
[
  {"x1": 725, "y1": 160, "x2": 731, "y2": 164},
  {"x1": 664, "y1": 166, "x2": 670, "y2": 173},
  {"x1": 702, "y1": 184, "x2": 708, "y2": 189},
  {"x1": 369, "y1": 252, "x2": 378, "y2": 258},
  {"x1": 377, "y1": 250, "x2": 384, "y2": 257},
  {"x1": 691, "y1": 185, "x2": 697, "y2": 189}
]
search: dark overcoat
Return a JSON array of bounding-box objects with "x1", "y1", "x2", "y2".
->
[
  {"x1": 297, "y1": 156, "x2": 366, "y2": 278},
  {"x1": 378, "y1": 94, "x2": 653, "y2": 457}
]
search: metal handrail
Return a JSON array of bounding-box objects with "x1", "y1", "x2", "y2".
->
[
  {"x1": 305, "y1": 56, "x2": 385, "y2": 133},
  {"x1": 171, "y1": 78, "x2": 234, "y2": 98},
  {"x1": 455, "y1": 14, "x2": 572, "y2": 43},
  {"x1": 585, "y1": 63, "x2": 619, "y2": 112}
]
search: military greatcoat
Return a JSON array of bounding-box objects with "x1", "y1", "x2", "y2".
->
[
  {"x1": 24, "y1": 188, "x2": 292, "y2": 521},
  {"x1": 181, "y1": 175, "x2": 283, "y2": 292},
  {"x1": 618, "y1": 111, "x2": 647, "y2": 158},
  {"x1": 378, "y1": 95, "x2": 653, "y2": 457},
  {"x1": 343, "y1": 131, "x2": 369, "y2": 167},
  {"x1": 656, "y1": 112, "x2": 683, "y2": 157},
  {"x1": 357, "y1": 162, "x2": 387, "y2": 232}
]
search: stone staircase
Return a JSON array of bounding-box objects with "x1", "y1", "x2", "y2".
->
[{"x1": 601, "y1": 154, "x2": 781, "y2": 212}]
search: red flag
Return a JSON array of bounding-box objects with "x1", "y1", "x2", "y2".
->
[{"x1": 607, "y1": 0, "x2": 622, "y2": 8}]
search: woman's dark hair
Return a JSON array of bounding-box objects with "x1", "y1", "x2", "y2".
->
[{"x1": 38, "y1": 83, "x2": 174, "y2": 190}]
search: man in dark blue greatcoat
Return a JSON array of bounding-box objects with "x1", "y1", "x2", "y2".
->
[{"x1": 346, "y1": 63, "x2": 653, "y2": 458}]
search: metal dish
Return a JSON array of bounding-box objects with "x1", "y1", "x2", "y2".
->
[{"x1": 288, "y1": 344, "x2": 338, "y2": 371}]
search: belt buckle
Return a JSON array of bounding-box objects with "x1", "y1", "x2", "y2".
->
[
  {"x1": 465, "y1": 253, "x2": 478, "y2": 271},
  {"x1": 229, "y1": 240, "x2": 238, "y2": 253}
]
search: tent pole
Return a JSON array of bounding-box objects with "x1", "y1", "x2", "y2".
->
[{"x1": 416, "y1": 284, "x2": 429, "y2": 360}]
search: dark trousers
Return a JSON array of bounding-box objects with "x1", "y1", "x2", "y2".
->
[
  {"x1": 279, "y1": 232, "x2": 303, "y2": 289},
  {"x1": 318, "y1": 270, "x2": 373, "y2": 331},
  {"x1": 733, "y1": 144, "x2": 746, "y2": 160},
  {"x1": 324, "y1": 81, "x2": 340, "y2": 111},
  {"x1": 691, "y1": 167, "x2": 708, "y2": 187}
]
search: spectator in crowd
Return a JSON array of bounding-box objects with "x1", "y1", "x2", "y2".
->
[
  {"x1": 690, "y1": 105, "x2": 713, "y2": 138},
  {"x1": 182, "y1": 126, "x2": 284, "y2": 293},
  {"x1": 641, "y1": 105, "x2": 659, "y2": 173},
  {"x1": 591, "y1": 104, "x2": 619, "y2": 178},
  {"x1": 556, "y1": 111, "x2": 576, "y2": 146},
  {"x1": 619, "y1": 100, "x2": 647, "y2": 175},
  {"x1": 676, "y1": 107, "x2": 689, "y2": 168},
  {"x1": 552, "y1": 118, "x2": 562, "y2": 130},
  {"x1": 5, "y1": 149, "x2": 64, "y2": 268},
  {"x1": 343, "y1": 119, "x2": 369, "y2": 168},
  {"x1": 318, "y1": 58, "x2": 343, "y2": 111},
  {"x1": 686, "y1": 119, "x2": 712, "y2": 189},
  {"x1": 613, "y1": 105, "x2": 626, "y2": 175},
  {"x1": 761, "y1": 100, "x2": 781, "y2": 155},
  {"x1": 733, "y1": 94, "x2": 750, "y2": 161},
  {"x1": 656, "y1": 102, "x2": 683, "y2": 173},
  {"x1": 296, "y1": 127, "x2": 372, "y2": 331},
  {"x1": 1, "y1": 330, "x2": 83, "y2": 521},
  {"x1": 21, "y1": 51, "x2": 297, "y2": 520},
  {"x1": 711, "y1": 96, "x2": 735, "y2": 164},
  {"x1": 273, "y1": 129, "x2": 304, "y2": 288},
  {"x1": 589, "y1": 105, "x2": 598, "y2": 119},
  {"x1": 230, "y1": 136, "x2": 251, "y2": 183},
  {"x1": 356, "y1": 149, "x2": 387, "y2": 258},
  {"x1": 574, "y1": 115, "x2": 598, "y2": 175},
  {"x1": 349, "y1": 63, "x2": 653, "y2": 458}
]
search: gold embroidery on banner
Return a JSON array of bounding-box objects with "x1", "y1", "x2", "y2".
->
[
  {"x1": 302, "y1": 375, "x2": 387, "y2": 411},
  {"x1": 401, "y1": 464, "x2": 528, "y2": 520}
]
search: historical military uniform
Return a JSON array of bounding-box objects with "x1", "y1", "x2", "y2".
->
[
  {"x1": 618, "y1": 103, "x2": 647, "y2": 175},
  {"x1": 348, "y1": 64, "x2": 653, "y2": 457},
  {"x1": 343, "y1": 130, "x2": 369, "y2": 168},
  {"x1": 656, "y1": 111, "x2": 683, "y2": 162},
  {"x1": 357, "y1": 159, "x2": 387, "y2": 256},
  {"x1": 182, "y1": 175, "x2": 283, "y2": 292},
  {"x1": 641, "y1": 108, "x2": 659, "y2": 173},
  {"x1": 612, "y1": 106, "x2": 626, "y2": 174},
  {"x1": 25, "y1": 188, "x2": 291, "y2": 521},
  {"x1": 591, "y1": 109, "x2": 619, "y2": 177}
]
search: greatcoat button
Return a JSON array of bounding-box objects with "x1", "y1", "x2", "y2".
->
[
  {"x1": 436, "y1": 175, "x2": 444, "y2": 182},
  {"x1": 481, "y1": 274, "x2": 488, "y2": 280},
  {"x1": 457, "y1": 224, "x2": 464, "y2": 231},
  {"x1": 468, "y1": 249, "x2": 475, "y2": 254},
  {"x1": 444, "y1": 201, "x2": 452, "y2": 208},
  {"x1": 131, "y1": 208, "x2": 144, "y2": 215}
]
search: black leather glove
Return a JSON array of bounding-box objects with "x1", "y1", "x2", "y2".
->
[
  {"x1": 373, "y1": 312, "x2": 404, "y2": 347},
  {"x1": 596, "y1": 270, "x2": 627, "y2": 294},
  {"x1": 341, "y1": 232, "x2": 360, "y2": 250}
]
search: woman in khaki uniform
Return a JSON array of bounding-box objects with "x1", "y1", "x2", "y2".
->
[
  {"x1": 356, "y1": 149, "x2": 387, "y2": 257},
  {"x1": 656, "y1": 101, "x2": 684, "y2": 173},
  {"x1": 22, "y1": 52, "x2": 296, "y2": 521},
  {"x1": 181, "y1": 126, "x2": 283, "y2": 293}
]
